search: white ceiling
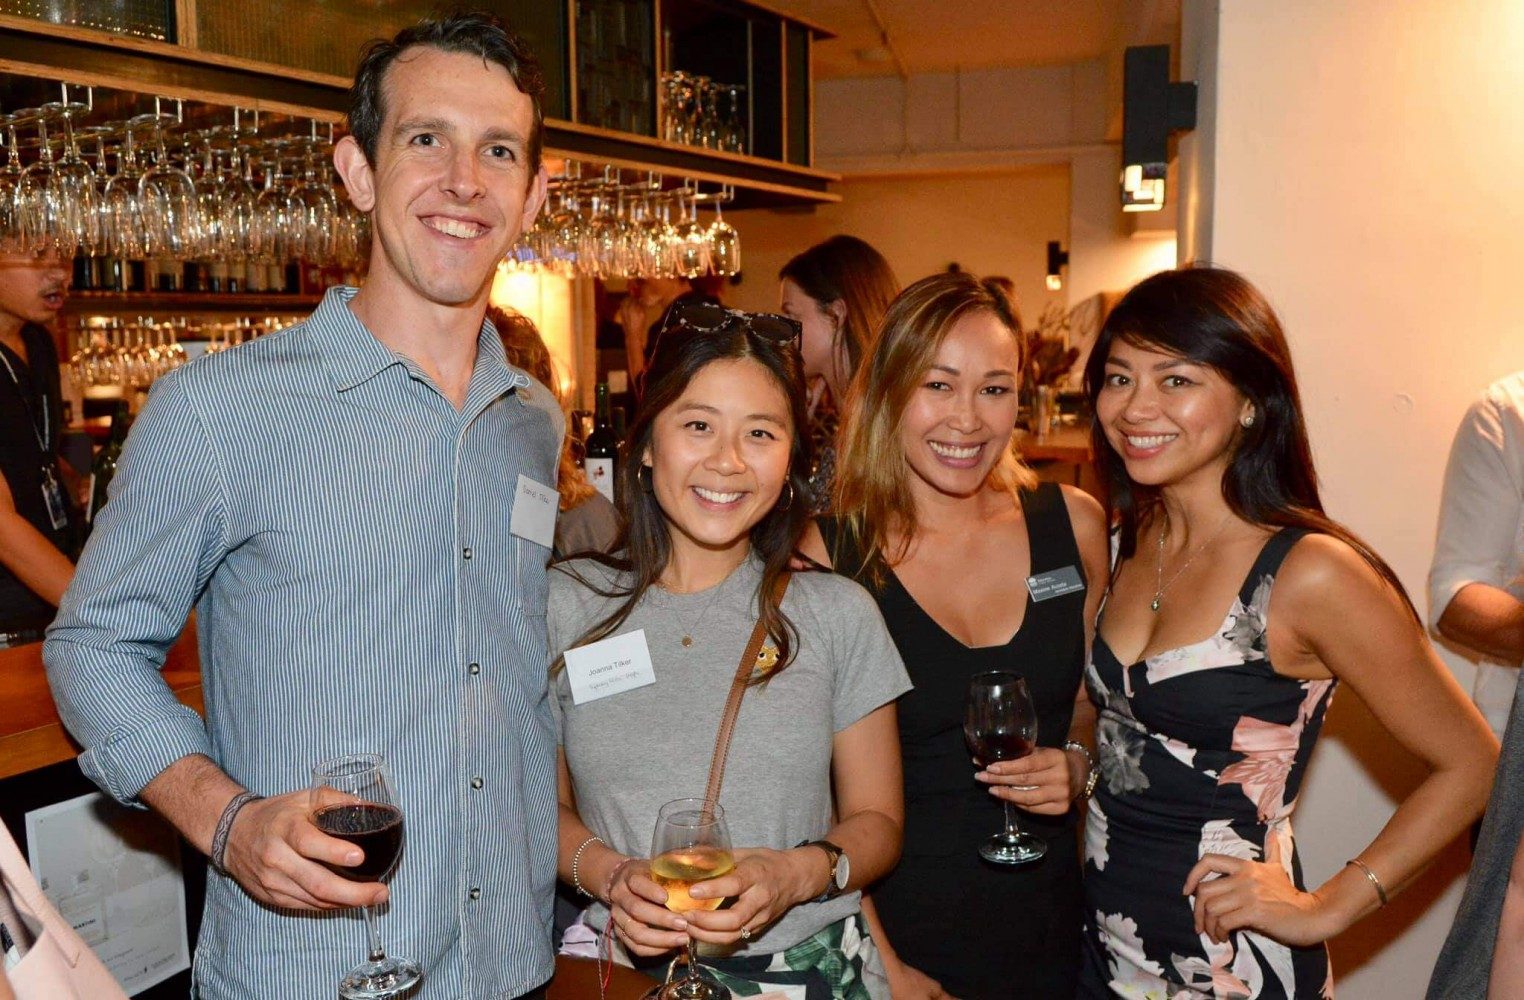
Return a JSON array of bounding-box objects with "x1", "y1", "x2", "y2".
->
[{"x1": 769, "y1": 0, "x2": 1181, "y2": 79}]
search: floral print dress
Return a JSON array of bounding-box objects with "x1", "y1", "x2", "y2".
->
[{"x1": 1080, "y1": 529, "x2": 1336, "y2": 999}]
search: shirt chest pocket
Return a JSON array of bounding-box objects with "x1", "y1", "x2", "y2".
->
[{"x1": 515, "y1": 535, "x2": 551, "y2": 622}]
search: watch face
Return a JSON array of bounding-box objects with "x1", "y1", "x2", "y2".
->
[{"x1": 834, "y1": 852, "x2": 850, "y2": 889}]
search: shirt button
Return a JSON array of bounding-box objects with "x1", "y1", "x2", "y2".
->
[
  {"x1": 469, "y1": 887, "x2": 481, "y2": 900},
  {"x1": 462, "y1": 547, "x2": 473, "y2": 560},
  {"x1": 470, "y1": 776, "x2": 484, "y2": 789},
  {"x1": 468, "y1": 662, "x2": 481, "y2": 675}
]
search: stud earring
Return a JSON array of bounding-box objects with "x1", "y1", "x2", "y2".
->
[{"x1": 1240, "y1": 412, "x2": 1256, "y2": 428}]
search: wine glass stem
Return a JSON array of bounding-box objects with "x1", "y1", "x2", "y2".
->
[
  {"x1": 684, "y1": 934, "x2": 701, "y2": 981},
  {"x1": 362, "y1": 904, "x2": 387, "y2": 964},
  {"x1": 1003, "y1": 799, "x2": 1020, "y2": 838}
]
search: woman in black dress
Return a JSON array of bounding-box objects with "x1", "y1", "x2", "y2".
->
[{"x1": 801, "y1": 271, "x2": 1109, "y2": 999}]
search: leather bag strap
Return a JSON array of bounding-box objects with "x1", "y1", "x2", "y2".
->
[{"x1": 702, "y1": 573, "x2": 789, "y2": 810}]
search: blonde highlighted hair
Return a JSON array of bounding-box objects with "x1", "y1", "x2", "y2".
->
[
  {"x1": 832, "y1": 271, "x2": 1037, "y2": 586},
  {"x1": 488, "y1": 306, "x2": 597, "y2": 511}
]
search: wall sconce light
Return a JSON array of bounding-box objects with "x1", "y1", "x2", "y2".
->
[
  {"x1": 1046, "y1": 241, "x2": 1069, "y2": 291},
  {"x1": 1121, "y1": 44, "x2": 1197, "y2": 213}
]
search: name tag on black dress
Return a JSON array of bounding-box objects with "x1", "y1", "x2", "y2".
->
[{"x1": 1026, "y1": 566, "x2": 1085, "y2": 602}]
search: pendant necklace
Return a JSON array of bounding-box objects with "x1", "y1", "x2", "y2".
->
[
  {"x1": 664, "y1": 575, "x2": 729, "y2": 647},
  {"x1": 1151, "y1": 510, "x2": 1235, "y2": 613}
]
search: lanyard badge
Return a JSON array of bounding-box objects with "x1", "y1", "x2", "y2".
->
[{"x1": 40, "y1": 463, "x2": 68, "y2": 531}]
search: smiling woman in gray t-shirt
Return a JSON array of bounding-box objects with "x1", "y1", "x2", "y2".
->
[{"x1": 547, "y1": 305, "x2": 909, "y2": 1000}]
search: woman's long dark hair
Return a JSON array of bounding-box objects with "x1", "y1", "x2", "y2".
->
[
  {"x1": 552, "y1": 319, "x2": 812, "y2": 678},
  {"x1": 1083, "y1": 265, "x2": 1419, "y2": 622}
]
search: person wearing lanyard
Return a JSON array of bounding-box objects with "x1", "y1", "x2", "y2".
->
[{"x1": 0, "y1": 253, "x2": 75, "y2": 648}]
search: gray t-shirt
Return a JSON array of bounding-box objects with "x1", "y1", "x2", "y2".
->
[{"x1": 548, "y1": 555, "x2": 911, "y2": 956}]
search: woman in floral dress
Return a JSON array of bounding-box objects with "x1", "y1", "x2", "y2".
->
[{"x1": 1077, "y1": 266, "x2": 1498, "y2": 998}]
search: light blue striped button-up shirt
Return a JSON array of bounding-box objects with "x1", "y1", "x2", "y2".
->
[{"x1": 45, "y1": 286, "x2": 561, "y2": 1000}]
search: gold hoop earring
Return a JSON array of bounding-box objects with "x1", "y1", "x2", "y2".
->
[
  {"x1": 638, "y1": 464, "x2": 654, "y2": 492},
  {"x1": 776, "y1": 481, "x2": 794, "y2": 511}
]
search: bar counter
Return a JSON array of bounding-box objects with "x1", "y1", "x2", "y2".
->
[{"x1": 0, "y1": 623, "x2": 202, "y2": 780}]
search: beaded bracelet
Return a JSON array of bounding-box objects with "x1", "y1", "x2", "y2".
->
[
  {"x1": 1064, "y1": 740, "x2": 1100, "y2": 800},
  {"x1": 1347, "y1": 858, "x2": 1389, "y2": 907},
  {"x1": 210, "y1": 790, "x2": 264, "y2": 876},
  {"x1": 571, "y1": 835, "x2": 605, "y2": 898}
]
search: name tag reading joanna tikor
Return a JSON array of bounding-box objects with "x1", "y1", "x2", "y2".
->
[
  {"x1": 563, "y1": 629, "x2": 657, "y2": 705},
  {"x1": 1026, "y1": 566, "x2": 1086, "y2": 602}
]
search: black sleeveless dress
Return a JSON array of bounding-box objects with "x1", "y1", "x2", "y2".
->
[
  {"x1": 1079, "y1": 529, "x2": 1335, "y2": 998},
  {"x1": 820, "y1": 482, "x2": 1088, "y2": 1000}
]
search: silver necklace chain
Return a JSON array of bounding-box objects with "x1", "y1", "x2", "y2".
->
[{"x1": 1151, "y1": 510, "x2": 1235, "y2": 613}]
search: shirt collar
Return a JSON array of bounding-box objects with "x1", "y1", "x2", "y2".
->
[{"x1": 311, "y1": 285, "x2": 532, "y2": 397}]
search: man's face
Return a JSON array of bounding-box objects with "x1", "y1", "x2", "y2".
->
[
  {"x1": 335, "y1": 46, "x2": 547, "y2": 308},
  {"x1": 0, "y1": 254, "x2": 69, "y2": 327}
]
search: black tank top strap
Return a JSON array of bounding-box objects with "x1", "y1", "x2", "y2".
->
[
  {"x1": 1237, "y1": 526, "x2": 1312, "y2": 602},
  {"x1": 1020, "y1": 481, "x2": 1084, "y2": 581}
]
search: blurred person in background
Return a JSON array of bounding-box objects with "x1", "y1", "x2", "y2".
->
[
  {"x1": 0, "y1": 252, "x2": 77, "y2": 647},
  {"x1": 1424, "y1": 369, "x2": 1524, "y2": 999},
  {"x1": 779, "y1": 235, "x2": 898, "y2": 515},
  {"x1": 616, "y1": 273, "x2": 724, "y2": 389},
  {"x1": 490, "y1": 305, "x2": 619, "y2": 557},
  {"x1": 1428, "y1": 370, "x2": 1524, "y2": 736}
]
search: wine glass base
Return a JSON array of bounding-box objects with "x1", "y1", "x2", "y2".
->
[
  {"x1": 979, "y1": 830, "x2": 1047, "y2": 866},
  {"x1": 338, "y1": 956, "x2": 423, "y2": 999},
  {"x1": 640, "y1": 962, "x2": 731, "y2": 1000}
]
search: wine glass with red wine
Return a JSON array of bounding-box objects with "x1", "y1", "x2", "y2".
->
[
  {"x1": 311, "y1": 752, "x2": 422, "y2": 999},
  {"x1": 965, "y1": 671, "x2": 1047, "y2": 865}
]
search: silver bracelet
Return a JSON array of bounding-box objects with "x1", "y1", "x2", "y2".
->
[
  {"x1": 1347, "y1": 858, "x2": 1389, "y2": 907},
  {"x1": 210, "y1": 790, "x2": 263, "y2": 877},
  {"x1": 571, "y1": 835, "x2": 604, "y2": 898},
  {"x1": 1064, "y1": 740, "x2": 1099, "y2": 800}
]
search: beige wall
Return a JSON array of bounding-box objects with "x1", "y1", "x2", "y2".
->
[
  {"x1": 1181, "y1": 0, "x2": 1524, "y2": 993},
  {"x1": 727, "y1": 60, "x2": 1182, "y2": 329},
  {"x1": 724, "y1": 166, "x2": 1072, "y2": 324}
]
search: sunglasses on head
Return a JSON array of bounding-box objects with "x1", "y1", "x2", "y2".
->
[{"x1": 660, "y1": 300, "x2": 801, "y2": 344}]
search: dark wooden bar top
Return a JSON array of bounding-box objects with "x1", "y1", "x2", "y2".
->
[{"x1": 0, "y1": 624, "x2": 202, "y2": 781}]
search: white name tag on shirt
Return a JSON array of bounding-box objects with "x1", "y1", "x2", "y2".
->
[
  {"x1": 564, "y1": 629, "x2": 657, "y2": 705},
  {"x1": 1026, "y1": 565, "x2": 1086, "y2": 602},
  {"x1": 510, "y1": 473, "x2": 558, "y2": 548}
]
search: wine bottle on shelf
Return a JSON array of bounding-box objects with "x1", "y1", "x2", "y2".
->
[
  {"x1": 584, "y1": 382, "x2": 618, "y2": 505},
  {"x1": 87, "y1": 400, "x2": 132, "y2": 525}
]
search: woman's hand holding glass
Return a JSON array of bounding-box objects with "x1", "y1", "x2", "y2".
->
[
  {"x1": 676, "y1": 846, "x2": 825, "y2": 945},
  {"x1": 604, "y1": 857, "x2": 692, "y2": 957},
  {"x1": 974, "y1": 746, "x2": 1085, "y2": 815},
  {"x1": 603, "y1": 842, "x2": 824, "y2": 951}
]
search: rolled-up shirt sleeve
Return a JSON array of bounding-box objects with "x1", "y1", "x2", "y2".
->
[
  {"x1": 44, "y1": 371, "x2": 229, "y2": 804},
  {"x1": 1429, "y1": 396, "x2": 1523, "y2": 630}
]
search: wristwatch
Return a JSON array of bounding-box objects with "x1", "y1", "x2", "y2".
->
[{"x1": 796, "y1": 839, "x2": 850, "y2": 901}]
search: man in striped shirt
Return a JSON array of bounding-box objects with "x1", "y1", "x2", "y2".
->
[{"x1": 45, "y1": 13, "x2": 559, "y2": 999}]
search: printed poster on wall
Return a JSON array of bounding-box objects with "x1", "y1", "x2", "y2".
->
[{"x1": 25, "y1": 792, "x2": 190, "y2": 994}]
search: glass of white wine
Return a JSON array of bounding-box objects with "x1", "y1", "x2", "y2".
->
[{"x1": 644, "y1": 798, "x2": 735, "y2": 1000}]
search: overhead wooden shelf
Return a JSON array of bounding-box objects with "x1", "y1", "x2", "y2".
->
[
  {"x1": 0, "y1": 11, "x2": 837, "y2": 209},
  {"x1": 66, "y1": 292, "x2": 323, "y2": 313}
]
